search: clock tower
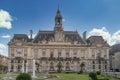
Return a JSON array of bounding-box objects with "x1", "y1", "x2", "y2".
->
[{"x1": 54, "y1": 8, "x2": 65, "y2": 42}]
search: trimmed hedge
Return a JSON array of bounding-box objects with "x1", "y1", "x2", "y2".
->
[
  {"x1": 96, "y1": 71, "x2": 101, "y2": 75},
  {"x1": 89, "y1": 72, "x2": 98, "y2": 80},
  {"x1": 16, "y1": 73, "x2": 32, "y2": 80}
]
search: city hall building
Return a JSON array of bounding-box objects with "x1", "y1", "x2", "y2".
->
[{"x1": 8, "y1": 9, "x2": 110, "y2": 72}]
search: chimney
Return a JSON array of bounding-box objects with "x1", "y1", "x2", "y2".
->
[
  {"x1": 83, "y1": 31, "x2": 87, "y2": 40},
  {"x1": 30, "y1": 30, "x2": 33, "y2": 39}
]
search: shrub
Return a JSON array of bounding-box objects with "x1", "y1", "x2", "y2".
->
[
  {"x1": 77, "y1": 71, "x2": 83, "y2": 74},
  {"x1": 89, "y1": 72, "x2": 98, "y2": 80},
  {"x1": 96, "y1": 71, "x2": 101, "y2": 75},
  {"x1": 16, "y1": 73, "x2": 32, "y2": 80}
]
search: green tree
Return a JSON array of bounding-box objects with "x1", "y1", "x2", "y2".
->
[{"x1": 57, "y1": 62, "x2": 62, "y2": 73}]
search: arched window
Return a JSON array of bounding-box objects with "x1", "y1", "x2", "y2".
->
[
  {"x1": 66, "y1": 62, "x2": 70, "y2": 71},
  {"x1": 50, "y1": 62, "x2": 54, "y2": 71}
]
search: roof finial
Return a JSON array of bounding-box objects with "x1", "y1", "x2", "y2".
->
[
  {"x1": 58, "y1": 0, "x2": 59, "y2": 10},
  {"x1": 57, "y1": 0, "x2": 60, "y2": 13}
]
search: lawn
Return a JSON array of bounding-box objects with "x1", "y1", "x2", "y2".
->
[
  {"x1": 47, "y1": 73, "x2": 120, "y2": 80},
  {"x1": 0, "y1": 73, "x2": 6, "y2": 78},
  {"x1": 0, "y1": 72, "x2": 120, "y2": 80}
]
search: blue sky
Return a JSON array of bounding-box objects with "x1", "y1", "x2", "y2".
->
[{"x1": 0, "y1": 0, "x2": 120, "y2": 56}]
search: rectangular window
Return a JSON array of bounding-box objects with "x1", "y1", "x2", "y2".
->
[
  {"x1": 92, "y1": 55, "x2": 95, "y2": 58},
  {"x1": 17, "y1": 48, "x2": 22, "y2": 57},
  {"x1": 66, "y1": 53, "x2": 69, "y2": 58},
  {"x1": 98, "y1": 61, "x2": 101, "y2": 64},
  {"x1": 58, "y1": 52, "x2": 61, "y2": 57},
  {"x1": 99, "y1": 65, "x2": 101, "y2": 69},
  {"x1": 92, "y1": 61, "x2": 95, "y2": 64},
  {"x1": 42, "y1": 51, "x2": 46, "y2": 57},
  {"x1": 105, "y1": 65, "x2": 107, "y2": 69},
  {"x1": 93, "y1": 65, "x2": 95, "y2": 69},
  {"x1": 50, "y1": 52, "x2": 54, "y2": 58},
  {"x1": 74, "y1": 53, "x2": 77, "y2": 58}
]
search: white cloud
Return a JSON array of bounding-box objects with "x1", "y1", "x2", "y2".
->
[
  {"x1": 28, "y1": 33, "x2": 36, "y2": 39},
  {"x1": 111, "y1": 30, "x2": 120, "y2": 45},
  {"x1": 88, "y1": 27, "x2": 120, "y2": 45},
  {"x1": 0, "y1": 43, "x2": 6, "y2": 49},
  {"x1": 0, "y1": 9, "x2": 13, "y2": 29},
  {"x1": 1, "y1": 34, "x2": 10, "y2": 38},
  {"x1": 0, "y1": 43, "x2": 7, "y2": 56}
]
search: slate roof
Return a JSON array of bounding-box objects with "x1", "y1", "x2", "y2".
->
[
  {"x1": 87, "y1": 36, "x2": 105, "y2": 44},
  {"x1": 64, "y1": 31, "x2": 84, "y2": 44},
  {"x1": 109, "y1": 44, "x2": 120, "y2": 55},
  {"x1": 33, "y1": 30, "x2": 54, "y2": 43},
  {"x1": 11, "y1": 34, "x2": 31, "y2": 42},
  {"x1": 33, "y1": 30, "x2": 85, "y2": 44},
  {"x1": 10, "y1": 32, "x2": 109, "y2": 46}
]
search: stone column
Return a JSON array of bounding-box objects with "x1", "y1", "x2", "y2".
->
[
  {"x1": 32, "y1": 59, "x2": 36, "y2": 78},
  {"x1": 8, "y1": 60, "x2": 11, "y2": 72},
  {"x1": 14, "y1": 64, "x2": 16, "y2": 72},
  {"x1": 26, "y1": 60, "x2": 28, "y2": 73},
  {"x1": 22, "y1": 60, "x2": 24, "y2": 73}
]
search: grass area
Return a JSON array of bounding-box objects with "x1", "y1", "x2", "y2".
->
[
  {"x1": 0, "y1": 72, "x2": 120, "y2": 80},
  {"x1": 0, "y1": 73, "x2": 6, "y2": 78},
  {"x1": 48, "y1": 73, "x2": 91, "y2": 80},
  {"x1": 47, "y1": 73, "x2": 120, "y2": 80}
]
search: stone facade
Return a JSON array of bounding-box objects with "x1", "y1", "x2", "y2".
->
[
  {"x1": 8, "y1": 9, "x2": 110, "y2": 72},
  {"x1": 109, "y1": 44, "x2": 120, "y2": 71},
  {"x1": 0, "y1": 55, "x2": 8, "y2": 72}
]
